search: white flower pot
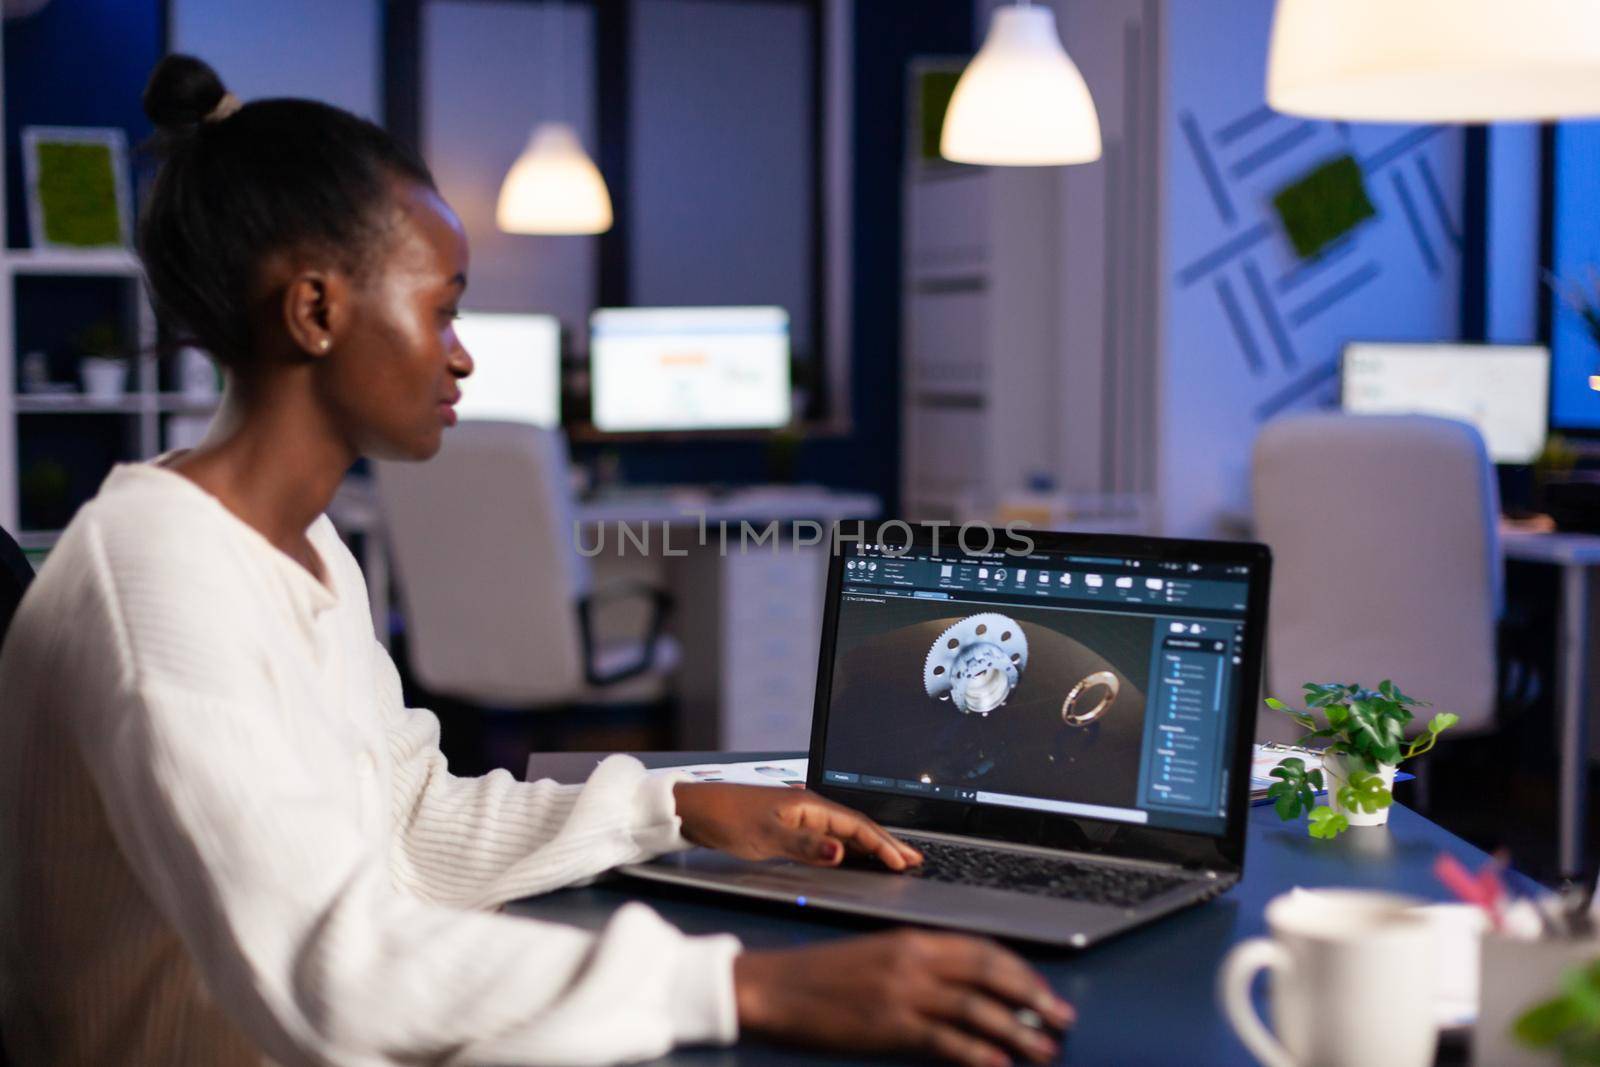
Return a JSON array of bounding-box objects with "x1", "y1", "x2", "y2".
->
[
  {"x1": 1323, "y1": 753, "x2": 1397, "y2": 827},
  {"x1": 80, "y1": 357, "x2": 127, "y2": 401}
]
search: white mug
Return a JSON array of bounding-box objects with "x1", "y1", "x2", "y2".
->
[{"x1": 1219, "y1": 889, "x2": 1438, "y2": 1067}]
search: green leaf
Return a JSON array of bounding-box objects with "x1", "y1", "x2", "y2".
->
[
  {"x1": 1337, "y1": 770, "x2": 1392, "y2": 813},
  {"x1": 1266, "y1": 696, "x2": 1318, "y2": 731},
  {"x1": 1307, "y1": 807, "x2": 1349, "y2": 839},
  {"x1": 1428, "y1": 712, "x2": 1460, "y2": 735},
  {"x1": 1513, "y1": 963, "x2": 1600, "y2": 1055},
  {"x1": 1303, "y1": 682, "x2": 1350, "y2": 708},
  {"x1": 1516, "y1": 998, "x2": 1582, "y2": 1047},
  {"x1": 1343, "y1": 699, "x2": 1387, "y2": 755},
  {"x1": 1324, "y1": 703, "x2": 1350, "y2": 729},
  {"x1": 1267, "y1": 758, "x2": 1313, "y2": 821}
]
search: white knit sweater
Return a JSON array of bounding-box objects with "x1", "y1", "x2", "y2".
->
[{"x1": 0, "y1": 462, "x2": 741, "y2": 1066}]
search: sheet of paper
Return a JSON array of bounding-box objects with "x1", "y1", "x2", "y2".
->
[{"x1": 650, "y1": 758, "x2": 810, "y2": 788}]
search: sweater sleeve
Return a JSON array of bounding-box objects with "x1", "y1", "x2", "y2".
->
[
  {"x1": 76, "y1": 676, "x2": 741, "y2": 1066},
  {"x1": 374, "y1": 644, "x2": 694, "y2": 910},
  {"x1": 71, "y1": 520, "x2": 741, "y2": 1066}
]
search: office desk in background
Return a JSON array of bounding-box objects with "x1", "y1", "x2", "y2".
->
[
  {"x1": 1502, "y1": 527, "x2": 1600, "y2": 877},
  {"x1": 328, "y1": 479, "x2": 880, "y2": 749},
  {"x1": 520, "y1": 751, "x2": 1528, "y2": 1066},
  {"x1": 578, "y1": 487, "x2": 880, "y2": 751}
]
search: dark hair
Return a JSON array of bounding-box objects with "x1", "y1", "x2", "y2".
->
[{"x1": 138, "y1": 54, "x2": 436, "y2": 371}]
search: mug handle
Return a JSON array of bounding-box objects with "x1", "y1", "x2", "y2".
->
[{"x1": 1218, "y1": 937, "x2": 1298, "y2": 1067}]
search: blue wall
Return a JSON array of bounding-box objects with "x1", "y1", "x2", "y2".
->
[
  {"x1": 4, "y1": 0, "x2": 163, "y2": 249},
  {"x1": 1161, "y1": 0, "x2": 1468, "y2": 535},
  {"x1": 1551, "y1": 123, "x2": 1600, "y2": 432}
]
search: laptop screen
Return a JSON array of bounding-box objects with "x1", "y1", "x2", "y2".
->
[{"x1": 815, "y1": 537, "x2": 1259, "y2": 839}]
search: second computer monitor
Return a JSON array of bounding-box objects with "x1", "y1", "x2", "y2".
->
[
  {"x1": 451, "y1": 311, "x2": 562, "y2": 428},
  {"x1": 1340, "y1": 342, "x2": 1550, "y2": 465},
  {"x1": 588, "y1": 306, "x2": 792, "y2": 433}
]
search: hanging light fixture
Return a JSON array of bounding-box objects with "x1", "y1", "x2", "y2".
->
[
  {"x1": 496, "y1": 123, "x2": 613, "y2": 235},
  {"x1": 1267, "y1": 0, "x2": 1600, "y2": 123},
  {"x1": 939, "y1": 0, "x2": 1101, "y2": 167},
  {"x1": 496, "y1": 2, "x2": 613, "y2": 235}
]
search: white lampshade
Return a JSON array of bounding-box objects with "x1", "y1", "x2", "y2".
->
[
  {"x1": 496, "y1": 122, "x2": 614, "y2": 236},
  {"x1": 939, "y1": 4, "x2": 1101, "y2": 167},
  {"x1": 1267, "y1": 0, "x2": 1600, "y2": 122}
]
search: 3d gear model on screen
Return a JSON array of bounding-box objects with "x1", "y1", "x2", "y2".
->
[{"x1": 923, "y1": 613, "x2": 1030, "y2": 715}]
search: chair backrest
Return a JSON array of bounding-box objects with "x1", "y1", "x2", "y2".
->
[
  {"x1": 1252, "y1": 413, "x2": 1501, "y2": 740},
  {"x1": 375, "y1": 422, "x2": 591, "y2": 705},
  {"x1": 0, "y1": 526, "x2": 35, "y2": 656}
]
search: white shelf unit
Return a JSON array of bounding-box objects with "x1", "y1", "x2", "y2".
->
[
  {"x1": 1, "y1": 252, "x2": 219, "y2": 546},
  {"x1": 901, "y1": 5, "x2": 1164, "y2": 531},
  {"x1": 0, "y1": 34, "x2": 216, "y2": 545},
  {"x1": 5, "y1": 247, "x2": 144, "y2": 277},
  {"x1": 1, "y1": 248, "x2": 180, "y2": 543},
  {"x1": 900, "y1": 162, "x2": 1066, "y2": 522}
]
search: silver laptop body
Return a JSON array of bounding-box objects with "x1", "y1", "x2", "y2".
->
[{"x1": 621, "y1": 524, "x2": 1272, "y2": 949}]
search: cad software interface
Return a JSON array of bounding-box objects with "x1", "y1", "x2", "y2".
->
[{"x1": 819, "y1": 543, "x2": 1254, "y2": 836}]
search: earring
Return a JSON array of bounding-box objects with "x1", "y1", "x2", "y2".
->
[{"x1": 318, "y1": 338, "x2": 331, "y2": 352}]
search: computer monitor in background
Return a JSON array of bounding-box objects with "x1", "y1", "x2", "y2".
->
[
  {"x1": 588, "y1": 306, "x2": 792, "y2": 433},
  {"x1": 451, "y1": 311, "x2": 562, "y2": 428},
  {"x1": 1340, "y1": 342, "x2": 1551, "y2": 465}
]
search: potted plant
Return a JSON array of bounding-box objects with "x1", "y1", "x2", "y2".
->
[
  {"x1": 1514, "y1": 960, "x2": 1600, "y2": 1064},
  {"x1": 74, "y1": 320, "x2": 129, "y2": 402},
  {"x1": 1263, "y1": 681, "x2": 1459, "y2": 839}
]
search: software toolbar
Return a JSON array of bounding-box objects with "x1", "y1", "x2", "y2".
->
[{"x1": 842, "y1": 553, "x2": 1249, "y2": 614}]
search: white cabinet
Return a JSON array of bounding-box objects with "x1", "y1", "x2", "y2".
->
[
  {"x1": 0, "y1": 250, "x2": 186, "y2": 546},
  {"x1": 901, "y1": 165, "x2": 1065, "y2": 522},
  {"x1": 673, "y1": 541, "x2": 830, "y2": 751}
]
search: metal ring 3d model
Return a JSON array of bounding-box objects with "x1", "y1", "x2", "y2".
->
[{"x1": 1061, "y1": 670, "x2": 1120, "y2": 727}]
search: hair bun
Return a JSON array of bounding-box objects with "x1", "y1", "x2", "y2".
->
[{"x1": 143, "y1": 54, "x2": 230, "y2": 131}]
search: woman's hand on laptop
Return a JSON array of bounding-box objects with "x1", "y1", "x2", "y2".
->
[
  {"x1": 734, "y1": 929, "x2": 1073, "y2": 1066},
  {"x1": 672, "y1": 783, "x2": 923, "y2": 870}
]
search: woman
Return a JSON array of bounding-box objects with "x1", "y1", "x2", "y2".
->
[{"x1": 0, "y1": 55, "x2": 1072, "y2": 1067}]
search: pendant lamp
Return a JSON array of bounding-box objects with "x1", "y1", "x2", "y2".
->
[
  {"x1": 496, "y1": 122, "x2": 614, "y2": 235},
  {"x1": 496, "y1": 2, "x2": 614, "y2": 235},
  {"x1": 1267, "y1": 0, "x2": 1600, "y2": 122},
  {"x1": 940, "y1": 1, "x2": 1101, "y2": 167}
]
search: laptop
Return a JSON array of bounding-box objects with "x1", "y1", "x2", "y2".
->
[{"x1": 621, "y1": 524, "x2": 1272, "y2": 948}]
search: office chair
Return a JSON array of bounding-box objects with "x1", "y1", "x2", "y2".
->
[
  {"x1": 375, "y1": 423, "x2": 679, "y2": 756},
  {"x1": 1251, "y1": 414, "x2": 1501, "y2": 750},
  {"x1": 0, "y1": 525, "x2": 34, "y2": 656}
]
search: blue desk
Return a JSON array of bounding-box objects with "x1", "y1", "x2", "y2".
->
[{"x1": 518, "y1": 752, "x2": 1526, "y2": 1065}]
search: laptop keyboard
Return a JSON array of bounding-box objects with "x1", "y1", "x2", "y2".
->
[{"x1": 897, "y1": 836, "x2": 1194, "y2": 909}]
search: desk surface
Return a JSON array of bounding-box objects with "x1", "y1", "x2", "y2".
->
[
  {"x1": 1502, "y1": 526, "x2": 1600, "y2": 565},
  {"x1": 575, "y1": 485, "x2": 882, "y2": 526},
  {"x1": 518, "y1": 752, "x2": 1520, "y2": 1065}
]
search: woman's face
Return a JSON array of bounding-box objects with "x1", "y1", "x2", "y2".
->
[{"x1": 319, "y1": 181, "x2": 473, "y2": 462}]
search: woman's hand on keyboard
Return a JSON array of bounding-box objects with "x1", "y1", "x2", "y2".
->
[
  {"x1": 734, "y1": 929, "x2": 1073, "y2": 1066},
  {"x1": 673, "y1": 782, "x2": 923, "y2": 870}
]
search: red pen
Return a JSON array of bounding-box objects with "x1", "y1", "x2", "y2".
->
[{"x1": 1434, "y1": 853, "x2": 1506, "y2": 931}]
